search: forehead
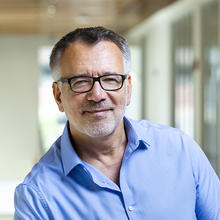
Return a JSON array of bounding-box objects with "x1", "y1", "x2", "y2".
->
[{"x1": 59, "y1": 40, "x2": 124, "y2": 77}]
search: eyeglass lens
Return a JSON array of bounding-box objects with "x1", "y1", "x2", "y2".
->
[{"x1": 70, "y1": 75, "x2": 124, "y2": 92}]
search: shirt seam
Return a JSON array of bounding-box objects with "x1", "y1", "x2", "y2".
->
[
  {"x1": 20, "y1": 183, "x2": 51, "y2": 217},
  {"x1": 179, "y1": 131, "x2": 197, "y2": 187}
]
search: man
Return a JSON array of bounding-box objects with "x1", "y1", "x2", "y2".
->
[{"x1": 14, "y1": 27, "x2": 220, "y2": 220}]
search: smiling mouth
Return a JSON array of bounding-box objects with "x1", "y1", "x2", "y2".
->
[
  {"x1": 83, "y1": 108, "x2": 113, "y2": 115},
  {"x1": 85, "y1": 108, "x2": 111, "y2": 113}
]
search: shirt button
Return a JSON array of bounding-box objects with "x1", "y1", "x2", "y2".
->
[{"x1": 128, "y1": 206, "x2": 134, "y2": 211}]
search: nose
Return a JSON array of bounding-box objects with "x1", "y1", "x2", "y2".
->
[{"x1": 86, "y1": 81, "x2": 107, "y2": 102}]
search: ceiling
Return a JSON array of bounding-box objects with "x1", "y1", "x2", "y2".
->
[{"x1": 0, "y1": 0, "x2": 177, "y2": 36}]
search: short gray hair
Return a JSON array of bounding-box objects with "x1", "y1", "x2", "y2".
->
[{"x1": 49, "y1": 26, "x2": 131, "y2": 80}]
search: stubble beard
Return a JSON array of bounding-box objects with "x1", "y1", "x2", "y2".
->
[{"x1": 80, "y1": 107, "x2": 125, "y2": 137}]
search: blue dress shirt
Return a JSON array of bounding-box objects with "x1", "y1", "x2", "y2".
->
[{"x1": 14, "y1": 117, "x2": 220, "y2": 220}]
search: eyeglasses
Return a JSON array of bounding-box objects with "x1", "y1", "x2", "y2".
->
[{"x1": 57, "y1": 73, "x2": 127, "y2": 93}]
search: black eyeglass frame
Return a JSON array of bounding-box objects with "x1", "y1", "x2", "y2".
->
[{"x1": 57, "y1": 73, "x2": 128, "y2": 93}]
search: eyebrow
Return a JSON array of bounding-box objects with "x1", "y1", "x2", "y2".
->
[
  {"x1": 102, "y1": 72, "x2": 117, "y2": 76},
  {"x1": 69, "y1": 72, "x2": 118, "y2": 78}
]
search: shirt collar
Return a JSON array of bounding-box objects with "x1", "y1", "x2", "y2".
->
[
  {"x1": 60, "y1": 117, "x2": 151, "y2": 176},
  {"x1": 124, "y1": 116, "x2": 151, "y2": 150},
  {"x1": 60, "y1": 122, "x2": 83, "y2": 176}
]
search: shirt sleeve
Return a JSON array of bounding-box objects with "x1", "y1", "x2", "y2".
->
[
  {"x1": 181, "y1": 132, "x2": 220, "y2": 220},
  {"x1": 14, "y1": 184, "x2": 51, "y2": 220}
]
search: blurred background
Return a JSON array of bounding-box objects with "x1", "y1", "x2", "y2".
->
[{"x1": 0, "y1": 0, "x2": 220, "y2": 218}]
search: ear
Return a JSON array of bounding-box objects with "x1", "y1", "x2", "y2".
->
[
  {"x1": 52, "y1": 82, "x2": 64, "y2": 112},
  {"x1": 126, "y1": 74, "x2": 132, "y2": 106}
]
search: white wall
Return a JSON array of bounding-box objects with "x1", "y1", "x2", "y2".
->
[
  {"x1": 144, "y1": 24, "x2": 172, "y2": 125},
  {"x1": 0, "y1": 36, "x2": 39, "y2": 180},
  {"x1": 125, "y1": 45, "x2": 142, "y2": 120},
  {"x1": 0, "y1": 36, "x2": 55, "y2": 219}
]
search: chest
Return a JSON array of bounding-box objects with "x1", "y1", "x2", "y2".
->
[{"x1": 43, "y1": 152, "x2": 197, "y2": 220}]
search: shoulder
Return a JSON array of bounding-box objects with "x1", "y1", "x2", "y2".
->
[
  {"x1": 14, "y1": 138, "x2": 63, "y2": 219},
  {"x1": 127, "y1": 117, "x2": 185, "y2": 141},
  {"x1": 127, "y1": 117, "x2": 180, "y2": 133},
  {"x1": 128, "y1": 118, "x2": 218, "y2": 176},
  {"x1": 126, "y1": 117, "x2": 201, "y2": 159},
  {"x1": 20, "y1": 136, "x2": 63, "y2": 189}
]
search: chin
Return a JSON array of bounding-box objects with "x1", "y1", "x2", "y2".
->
[
  {"x1": 82, "y1": 124, "x2": 116, "y2": 138},
  {"x1": 81, "y1": 117, "x2": 122, "y2": 137},
  {"x1": 71, "y1": 110, "x2": 125, "y2": 137}
]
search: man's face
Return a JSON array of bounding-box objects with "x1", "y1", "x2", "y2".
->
[{"x1": 53, "y1": 40, "x2": 132, "y2": 138}]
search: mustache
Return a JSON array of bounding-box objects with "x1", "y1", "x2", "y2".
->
[{"x1": 82, "y1": 101, "x2": 115, "y2": 112}]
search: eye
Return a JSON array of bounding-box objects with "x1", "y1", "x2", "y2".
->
[
  {"x1": 71, "y1": 78, "x2": 91, "y2": 87},
  {"x1": 102, "y1": 75, "x2": 121, "y2": 84}
]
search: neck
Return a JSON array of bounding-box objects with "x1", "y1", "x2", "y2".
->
[
  {"x1": 69, "y1": 120, "x2": 127, "y2": 185},
  {"x1": 70, "y1": 120, "x2": 127, "y2": 161}
]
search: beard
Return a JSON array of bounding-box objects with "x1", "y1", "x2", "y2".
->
[
  {"x1": 68, "y1": 98, "x2": 127, "y2": 138},
  {"x1": 80, "y1": 107, "x2": 125, "y2": 137}
]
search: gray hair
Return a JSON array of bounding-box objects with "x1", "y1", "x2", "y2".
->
[{"x1": 49, "y1": 26, "x2": 131, "y2": 80}]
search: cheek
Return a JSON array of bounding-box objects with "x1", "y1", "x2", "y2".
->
[
  {"x1": 111, "y1": 91, "x2": 128, "y2": 108},
  {"x1": 63, "y1": 101, "x2": 81, "y2": 122},
  {"x1": 61, "y1": 94, "x2": 84, "y2": 116}
]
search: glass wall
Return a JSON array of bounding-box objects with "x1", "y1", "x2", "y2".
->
[
  {"x1": 170, "y1": 0, "x2": 220, "y2": 175},
  {"x1": 172, "y1": 14, "x2": 195, "y2": 138},
  {"x1": 201, "y1": 0, "x2": 220, "y2": 172}
]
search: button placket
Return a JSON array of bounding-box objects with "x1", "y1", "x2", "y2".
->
[{"x1": 120, "y1": 160, "x2": 136, "y2": 219}]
